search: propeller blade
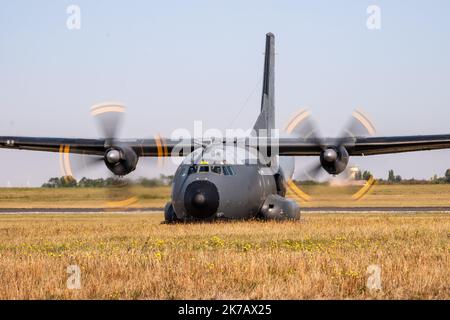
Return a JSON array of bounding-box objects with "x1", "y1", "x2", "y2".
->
[
  {"x1": 59, "y1": 152, "x2": 104, "y2": 179},
  {"x1": 336, "y1": 109, "x2": 376, "y2": 147},
  {"x1": 284, "y1": 109, "x2": 325, "y2": 149},
  {"x1": 283, "y1": 109, "x2": 327, "y2": 180},
  {"x1": 104, "y1": 175, "x2": 135, "y2": 206},
  {"x1": 294, "y1": 161, "x2": 324, "y2": 182},
  {"x1": 279, "y1": 156, "x2": 295, "y2": 179},
  {"x1": 105, "y1": 156, "x2": 171, "y2": 208},
  {"x1": 90, "y1": 102, "x2": 125, "y2": 141},
  {"x1": 72, "y1": 154, "x2": 104, "y2": 172}
]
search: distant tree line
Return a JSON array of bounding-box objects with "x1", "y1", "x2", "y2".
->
[
  {"x1": 40, "y1": 168, "x2": 450, "y2": 188},
  {"x1": 387, "y1": 169, "x2": 402, "y2": 183},
  {"x1": 364, "y1": 168, "x2": 450, "y2": 185},
  {"x1": 354, "y1": 170, "x2": 373, "y2": 181},
  {"x1": 295, "y1": 168, "x2": 450, "y2": 185},
  {"x1": 41, "y1": 174, "x2": 174, "y2": 188}
]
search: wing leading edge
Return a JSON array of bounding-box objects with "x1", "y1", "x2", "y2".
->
[
  {"x1": 347, "y1": 134, "x2": 450, "y2": 156},
  {"x1": 2, "y1": 134, "x2": 450, "y2": 158},
  {"x1": 0, "y1": 136, "x2": 196, "y2": 157},
  {"x1": 276, "y1": 134, "x2": 450, "y2": 156}
]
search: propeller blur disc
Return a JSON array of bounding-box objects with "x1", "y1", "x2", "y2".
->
[{"x1": 90, "y1": 102, "x2": 125, "y2": 140}]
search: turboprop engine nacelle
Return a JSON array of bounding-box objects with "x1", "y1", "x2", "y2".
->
[
  {"x1": 104, "y1": 145, "x2": 139, "y2": 176},
  {"x1": 320, "y1": 145, "x2": 349, "y2": 175}
]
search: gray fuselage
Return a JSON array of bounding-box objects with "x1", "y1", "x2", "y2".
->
[{"x1": 171, "y1": 163, "x2": 279, "y2": 220}]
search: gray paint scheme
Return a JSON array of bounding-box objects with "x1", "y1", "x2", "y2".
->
[
  {"x1": 171, "y1": 164, "x2": 278, "y2": 220},
  {"x1": 253, "y1": 33, "x2": 275, "y2": 133},
  {"x1": 169, "y1": 33, "x2": 299, "y2": 221},
  {"x1": 2, "y1": 33, "x2": 450, "y2": 221}
]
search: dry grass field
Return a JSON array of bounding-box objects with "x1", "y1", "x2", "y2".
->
[
  {"x1": 1, "y1": 184, "x2": 450, "y2": 208},
  {"x1": 0, "y1": 212, "x2": 448, "y2": 299},
  {"x1": 0, "y1": 186, "x2": 170, "y2": 209},
  {"x1": 0, "y1": 185, "x2": 448, "y2": 299}
]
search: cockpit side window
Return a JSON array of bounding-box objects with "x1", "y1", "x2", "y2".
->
[
  {"x1": 188, "y1": 165, "x2": 198, "y2": 175},
  {"x1": 211, "y1": 166, "x2": 222, "y2": 174},
  {"x1": 179, "y1": 166, "x2": 189, "y2": 177},
  {"x1": 223, "y1": 166, "x2": 235, "y2": 176}
]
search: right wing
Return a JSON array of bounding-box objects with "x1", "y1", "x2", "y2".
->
[{"x1": 0, "y1": 136, "x2": 196, "y2": 157}]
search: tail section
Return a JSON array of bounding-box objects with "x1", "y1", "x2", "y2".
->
[{"x1": 253, "y1": 32, "x2": 275, "y2": 134}]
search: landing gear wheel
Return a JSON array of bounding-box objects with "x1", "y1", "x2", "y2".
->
[{"x1": 164, "y1": 202, "x2": 178, "y2": 223}]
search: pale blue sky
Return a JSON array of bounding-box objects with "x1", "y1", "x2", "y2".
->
[{"x1": 1, "y1": 1, "x2": 450, "y2": 186}]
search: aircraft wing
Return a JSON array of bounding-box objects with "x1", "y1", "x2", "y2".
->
[
  {"x1": 277, "y1": 134, "x2": 450, "y2": 156},
  {"x1": 2, "y1": 134, "x2": 450, "y2": 158},
  {"x1": 0, "y1": 137, "x2": 106, "y2": 155},
  {"x1": 347, "y1": 134, "x2": 450, "y2": 156},
  {"x1": 0, "y1": 136, "x2": 196, "y2": 157}
]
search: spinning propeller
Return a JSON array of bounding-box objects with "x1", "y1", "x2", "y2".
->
[
  {"x1": 282, "y1": 108, "x2": 376, "y2": 183},
  {"x1": 60, "y1": 103, "x2": 166, "y2": 208}
]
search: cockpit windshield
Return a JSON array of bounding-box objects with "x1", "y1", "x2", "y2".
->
[
  {"x1": 182, "y1": 164, "x2": 235, "y2": 176},
  {"x1": 182, "y1": 145, "x2": 260, "y2": 165}
]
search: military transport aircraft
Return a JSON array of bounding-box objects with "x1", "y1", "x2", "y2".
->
[{"x1": 2, "y1": 33, "x2": 450, "y2": 222}]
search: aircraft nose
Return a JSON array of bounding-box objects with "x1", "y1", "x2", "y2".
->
[{"x1": 184, "y1": 180, "x2": 219, "y2": 218}]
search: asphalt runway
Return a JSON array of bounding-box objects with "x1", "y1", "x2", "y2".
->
[{"x1": 0, "y1": 207, "x2": 450, "y2": 214}]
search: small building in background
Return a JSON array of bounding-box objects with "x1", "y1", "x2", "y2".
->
[{"x1": 349, "y1": 166, "x2": 361, "y2": 180}]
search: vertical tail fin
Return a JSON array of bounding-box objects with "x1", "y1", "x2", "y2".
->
[{"x1": 253, "y1": 32, "x2": 275, "y2": 133}]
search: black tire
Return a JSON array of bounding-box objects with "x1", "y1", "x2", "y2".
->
[{"x1": 164, "y1": 202, "x2": 177, "y2": 223}]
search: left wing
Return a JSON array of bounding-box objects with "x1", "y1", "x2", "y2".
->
[
  {"x1": 276, "y1": 134, "x2": 450, "y2": 156},
  {"x1": 347, "y1": 134, "x2": 450, "y2": 156}
]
